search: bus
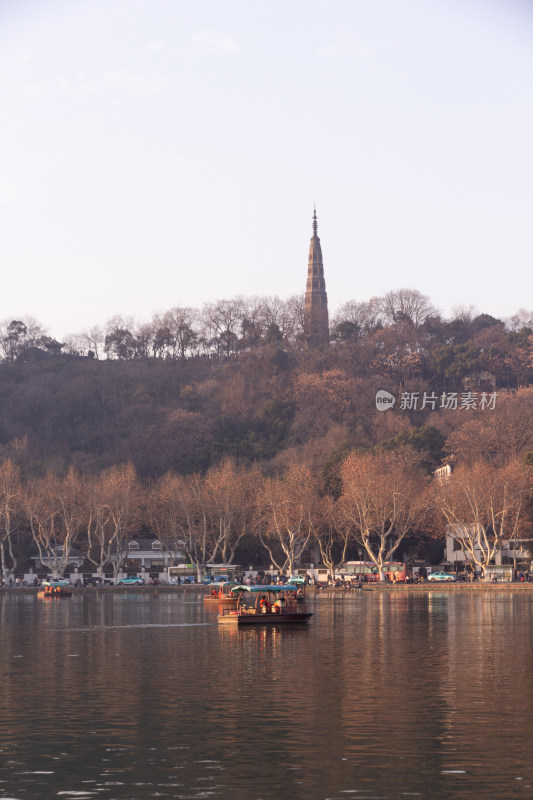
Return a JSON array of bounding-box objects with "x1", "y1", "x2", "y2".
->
[
  {"x1": 338, "y1": 561, "x2": 406, "y2": 583},
  {"x1": 383, "y1": 562, "x2": 407, "y2": 582},
  {"x1": 168, "y1": 563, "x2": 243, "y2": 584},
  {"x1": 202, "y1": 564, "x2": 242, "y2": 582},
  {"x1": 338, "y1": 561, "x2": 379, "y2": 582}
]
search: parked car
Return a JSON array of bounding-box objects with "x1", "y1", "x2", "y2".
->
[
  {"x1": 427, "y1": 571, "x2": 457, "y2": 582},
  {"x1": 118, "y1": 576, "x2": 144, "y2": 585},
  {"x1": 84, "y1": 576, "x2": 113, "y2": 586}
]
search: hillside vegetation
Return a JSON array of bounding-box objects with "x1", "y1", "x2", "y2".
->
[
  {"x1": 0, "y1": 290, "x2": 532, "y2": 479},
  {"x1": 1, "y1": 291, "x2": 532, "y2": 579}
]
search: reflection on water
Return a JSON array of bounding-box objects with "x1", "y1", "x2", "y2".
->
[{"x1": 1, "y1": 590, "x2": 533, "y2": 799}]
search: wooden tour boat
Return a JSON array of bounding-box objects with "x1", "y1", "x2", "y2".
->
[
  {"x1": 217, "y1": 584, "x2": 312, "y2": 626},
  {"x1": 203, "y1": 581, "x2": 239, "y2": 606},
  {"x1": 38, "y1": 580, "x2": 72, "y2": 598}
]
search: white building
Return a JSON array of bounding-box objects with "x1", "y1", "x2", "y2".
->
[
  {"x1": 445, "y1": 524, "x2": 532, "y2": 567},
  {"x1": 123, "y1": 538, "x2": 187, "y2": 574}
]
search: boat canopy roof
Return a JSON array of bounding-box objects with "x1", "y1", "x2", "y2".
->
[
  {"x1": 210, "y1": 581, "x2": 238, "y2": 587},
  {"x1": 230, "y1": 584, "x2": 299, "y2": 593}
]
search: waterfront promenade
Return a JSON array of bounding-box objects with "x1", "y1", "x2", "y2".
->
[{"x1": 2, "y1": 581, "x2": 533, "y2": 595}]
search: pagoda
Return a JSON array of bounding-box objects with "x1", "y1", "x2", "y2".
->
[{"x1": 304, "y1": 207, "x2": 329, "y2": 347}]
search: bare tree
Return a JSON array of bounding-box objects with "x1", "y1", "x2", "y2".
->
[
  {"x1": 506, "y1": 309, "x2": 533, "y2": 333},
  {"x1": 103, "y1": 315, "x2": 138, "y2": 360},
  {"x1": 258, "y1": 464, "x2": 316, "y2": 575},
  {"x1": 147, "y1": 472, "x2": 187, "y2": 565},
  {"x1": 80, "y1": 325, "x2": 105, "y2": 359},
  {"x1": 311, "y1": 494, "x2": 352, "y2": 580},
  {"x1": 255, "y1": 295, "x2": 294, "y2": 345},
  {"x1": 0, "y1": 460, "x2": 22, "y2": 579},
  {"x1": 431, "y1": 460, "x2": 530, "y2": 575},
  {"x1": 162, "y1": 307, "x2": 199, "y2": 358},
  {"x1": 85, "y1": 464, "x2": 139, "y2": 582},
  {"x1": 339, "y1": 448, "x2": 427, "y2": 580},
  {"x1": 282, "y1": 294, "x2": 306, "y2": 347},
  {"x1": 150, "y1": 472, "x2": 217, "y2": 580},
  {"x1": 0, "y1": 317, "x2": 47, "y2": 362},
  {"x1": 200, "y1": 298, "x2": 246, "y2": 357},
  {"x1": 62, "y1": 333, "x2": 89, "y2": 357},
  {"x1": 25, "y1": 469, "x2": 83, "y2": 578},
  {"x1": 380, "y1": 289, "x2": 438, "y2": 328},
  {"x1": 134, "y1": 321, "x2": 155, "y2": 358},
  {"x1": 332, "y1": 297, "x2": 384, "y2": 336},
  {"x1": 202, "y1": 459, "x2": 259, "y2": 564}
]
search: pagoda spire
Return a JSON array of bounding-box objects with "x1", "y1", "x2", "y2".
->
[{"x1": 304, "y1": 207, "x2": 329, "y2": 347}]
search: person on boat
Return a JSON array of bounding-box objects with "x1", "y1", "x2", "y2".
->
[
  {"x1": 260, "y1": 595, "x2": 270, "y2": 613},
  {"x1": 273, "y1": 597, "x2": 286, "y2": 614},
  {"x1": 211, "y1": 588, "x2": 218, "y2": 597}
]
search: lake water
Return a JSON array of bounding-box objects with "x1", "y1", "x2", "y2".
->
[{"x1": 1, "y1": 588, "x2": 533, "y2": 800}]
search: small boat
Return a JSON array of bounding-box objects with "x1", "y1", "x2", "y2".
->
[
  {"x1": 38, "y1": 580, "x2": 72, "y2": 598},
  {"x1": 203, "y1": 581, "x2": 239, "y2": 606},
  {"x1": 217, "y1": 584, "x2": 312, "y2": 626}
]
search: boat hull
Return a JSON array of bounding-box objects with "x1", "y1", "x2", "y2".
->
[
  {"x1": 218, "y1": 611, "x2": 312, "y2": 625},
  {"x1": 204, "y1": 597, "x2": 238, "y2": 606}
]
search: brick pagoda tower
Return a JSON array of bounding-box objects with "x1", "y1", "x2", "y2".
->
[{"x1": 304, "y1": 207, "x2": 329, "y2": 347}]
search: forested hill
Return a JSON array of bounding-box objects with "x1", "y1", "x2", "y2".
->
[{"x1": 1, "y1": 304, "x2": 532, "y2": 481}]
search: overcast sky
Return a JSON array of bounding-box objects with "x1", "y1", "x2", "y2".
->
[{"x1": 1, "y1": 0, "x2": 532, "y2": 340}]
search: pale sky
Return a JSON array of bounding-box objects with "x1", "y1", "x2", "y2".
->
[{"x1": 1, "y1": 0, "x2": 533, "y2": 340}]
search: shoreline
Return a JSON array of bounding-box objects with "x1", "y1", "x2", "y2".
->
[{"x1": 2, "y1": 582, "x2": 533, "y2": 596}]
